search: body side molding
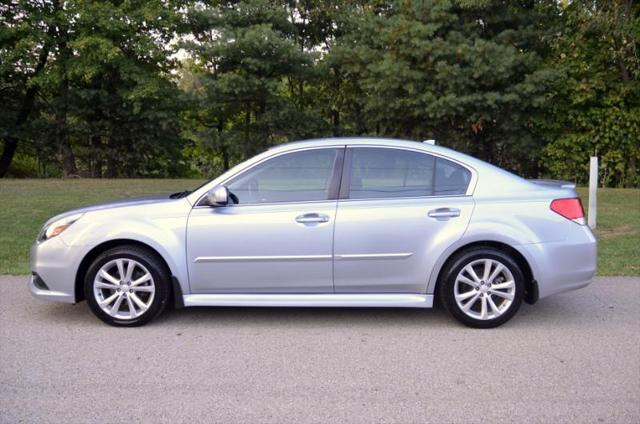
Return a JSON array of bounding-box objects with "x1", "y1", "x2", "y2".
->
[{"x1": 183, "y1": 293, "x2": 433, "y2": 308}]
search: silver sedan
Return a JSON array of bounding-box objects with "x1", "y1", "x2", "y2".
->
[{"x1": 29, "y1": 138, "x2": 597, "y2": 327}]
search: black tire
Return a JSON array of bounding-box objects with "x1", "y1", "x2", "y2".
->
[
  {"x1": 84, "y1": 246, "x2": 170, "y2": 327},
  {"x1": 439, "y1": 247, "x2": 524, "y2": 328}
]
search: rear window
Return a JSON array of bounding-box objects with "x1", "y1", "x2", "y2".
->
[{"x1": 434, "y1": 157, "x2": 472, "y2": 196}]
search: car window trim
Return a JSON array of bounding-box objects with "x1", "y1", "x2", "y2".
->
[
  {"x1": 195, "y1": 146, "x2": 346, "y2": 208},
  {"x1": 338, "y1": 148, "x2": 352, "y2": 200},
  {"x1": 339, "y1": 145, "x2": 476, "y2": 201},
  {"x1": 328, "y1": 147, "x2": 345, "y2": 200}
]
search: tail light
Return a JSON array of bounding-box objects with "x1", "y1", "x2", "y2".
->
[{"x1": 550, "y1": 198, "x2": 585, "y2": 225}]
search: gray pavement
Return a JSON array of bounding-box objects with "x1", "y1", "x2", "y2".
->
[{"x1": 1, "y1": 276, "x2": 639, "y2": 423}]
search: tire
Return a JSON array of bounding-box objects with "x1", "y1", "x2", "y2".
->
[
  {"x1": 84, "y1": 246, "x2": 170, "y2": 327},
  {"x1": 439, "y1": 247, "x2": 524, "y2": 328}
]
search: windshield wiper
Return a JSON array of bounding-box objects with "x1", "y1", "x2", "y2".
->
[{"x1": 169, "y1": 190, "x2": 190, "y2": 199}]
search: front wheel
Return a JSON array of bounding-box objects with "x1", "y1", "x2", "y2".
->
[
  {"x1": 439, "y1": 247, "x2": 524, "y2": 328},
  {"x1": 84, "y1": 246, "x2": 170, "y2": 326}
]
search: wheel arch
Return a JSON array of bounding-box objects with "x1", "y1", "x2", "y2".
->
[
  {"x1": 74, "y1": 239, "x2": 184, "y2": 306},
  {"x1": 432, "y1": 240, "x2": 538, "y2": 305}
]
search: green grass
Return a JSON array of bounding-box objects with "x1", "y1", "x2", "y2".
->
[
  {"x1": 0, "y1": 179, "x2": 638, "y2": 275},
  {"x1": 577, "y1": 187, "x2": 640, "y2": 276},
  {"x1": 0, "y1": 179, "x2": 204, "y2": 275}
]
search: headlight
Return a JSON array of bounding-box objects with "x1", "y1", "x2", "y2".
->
[{"x1": 40, "y1": 213, "x2": 84, "y2": 241}]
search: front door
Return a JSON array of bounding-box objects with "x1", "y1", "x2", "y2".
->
[
  {"x1": 333, "y1": 146, "x2": 475, "y2": 293},
  {"x1": 187, "y1": 147, "x2": 343, "y2": 293}
]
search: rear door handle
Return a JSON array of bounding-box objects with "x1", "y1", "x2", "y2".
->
[
  {"x1": 428, "y1": 208, "x2": 461, "y2": 219},
  {"x1": 295, "y1": 213, "x2": 330, "y2": 224}
]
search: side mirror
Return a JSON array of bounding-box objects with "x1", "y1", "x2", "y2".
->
[{"x1": 207, "y1": 186, "x2": 229, "y2": 206}]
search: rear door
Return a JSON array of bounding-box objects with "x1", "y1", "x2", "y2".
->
[{"x1": 333, "y1": 146, "x2": 475, "y2": 293}]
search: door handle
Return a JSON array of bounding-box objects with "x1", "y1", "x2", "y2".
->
[
  {"x1": 295, "y1": 213, "x2": 330, "y2": 224},
  {"x1": 428, "y1": 208, "x2": 461, "y2": 218}
]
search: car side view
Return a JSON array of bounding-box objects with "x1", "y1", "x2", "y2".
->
[{"x1": 29, "y1": 138, "x2": 597, "y2": 328}]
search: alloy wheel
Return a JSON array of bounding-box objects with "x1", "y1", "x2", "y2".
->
[
  {"x1": 453, "y1": 258, "x2": 516, "y2": 320},
  {"x1": 93, "y1": 258, "x2": 156, "y2": 320}
]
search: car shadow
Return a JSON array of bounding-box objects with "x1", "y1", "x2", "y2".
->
[
  {"x1": 152, "y1": 296, "x2": 583, "y2": 329},
  {"x1": 34, "y1": 293, "x2": 592, "y2": 330}
]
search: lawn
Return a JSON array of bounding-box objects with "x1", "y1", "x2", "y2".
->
[
  {"x1": 0, "y1": 179, "x2": 204, "y2": 275},
  {"x1": 0, "y1": 179, "x2": 638, "y2": 275},
  {"x1": 577, "y1": 187, "x2": 640, "y2": 275}
]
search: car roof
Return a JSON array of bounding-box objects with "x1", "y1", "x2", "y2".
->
[
  {"x1": 268, "y1": 137, "x2": 477, "y2": 166},
  {"x1": 270, "y1": 137, "x2": 422, "y2": 150}
]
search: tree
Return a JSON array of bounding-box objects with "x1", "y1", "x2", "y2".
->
[
  {"x1": 541, "y1": 0, "x2": 639, "y2": 187},
  {"x1": 0, "y1": 0, "x2": 58, "y2": 177},
  {"x1": 327, "y1": 0, "x2": 562, "y2": 177},
  {"x1": 181, "y1": 0, "x2": 331, "y2": 176},
  {"x1": 1, "y1": 0, "x2": 188, "y2": 178}
]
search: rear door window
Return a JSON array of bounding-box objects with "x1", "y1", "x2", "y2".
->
[
  {"x1": 346, "y1": 147, "x2": 471, "y2": 199},
  {"x1": 348, "y1": 148, "x2": 435, "y2": 199}
]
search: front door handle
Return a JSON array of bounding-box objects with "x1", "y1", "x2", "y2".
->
[
  {"x1": 295, "y1": 213, "x2": 330, "y2": 224},
  {"x1": 428, "y1": 208, "x2": 461, "y2": 219}
]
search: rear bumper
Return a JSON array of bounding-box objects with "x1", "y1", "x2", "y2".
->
[{"x1": 519, "y1": 224, "x2": 597, "y2": 299}]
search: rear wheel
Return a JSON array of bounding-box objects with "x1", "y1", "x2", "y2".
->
[
  {"x1": 439, "y1": 247, "x2": 524, "y2": 328},
  {"x1": 84, "y1": 246, "x2": 170, "y2": 327}
]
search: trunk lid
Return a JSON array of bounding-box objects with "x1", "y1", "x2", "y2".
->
[{"x1": 528, "y1": 179, "x2": 576, "y2": 189}]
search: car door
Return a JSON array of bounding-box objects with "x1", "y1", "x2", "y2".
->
[
  {"x1": 333, "y1": 146, "x2": 475, "y2": 293},
  {"x1": 187, "y1": 147, "x2": 344, "y2": 294}
]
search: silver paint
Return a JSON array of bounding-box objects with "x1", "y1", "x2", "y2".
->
[{"x1": 29, "y1": 137, "x2": 597, "y2": 314}]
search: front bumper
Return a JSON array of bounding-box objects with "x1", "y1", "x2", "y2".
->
[
  {"x1": 29, "y1": 236, "x2": 81, "y2": 304},
  {"x1": 28, "y1": 273, "x2": 75, "y2": 303}
]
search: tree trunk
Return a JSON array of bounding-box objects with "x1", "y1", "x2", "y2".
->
[
  {"x1": 216, "y1": 121, "x2": 230, "y2": 171},
  {"x1": 55, "y1": 83, "x2": 78, "y2": 177},
  {"x1": 60, "y1": 139, "x2": 77, "y2": 176},
  {"x1": 106, "y1": 155, "x2": 117, "y2": 178},
  {"x1": 0, "y1": 31, "x2": 53, "y2": 177},
  {"x1": 244, "y1": 106, "x2": 251, "y2": 158},
  {"x1": 332, "y1": 110, "x2": 340, "y2": 136},
  {"x1": 90, "y1": 134, "x2": 103, "y2": 178},
  {"x1": 56, "y1": 38, "x2": 77, "y2": 177}
]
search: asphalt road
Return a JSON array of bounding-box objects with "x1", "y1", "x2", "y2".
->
[{"x1": 1, "y1": 276, "x2": 639, "y2": 423}]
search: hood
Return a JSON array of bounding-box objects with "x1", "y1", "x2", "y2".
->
[{"x1": 42, "y1": 195, "x2": 179, "y2": 228}]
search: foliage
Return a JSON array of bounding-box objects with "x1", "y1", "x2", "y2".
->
[
  {"x1": 1, "y1": 0, "x2": 638, "y2": 186},
  {"x1": 542, "y1": 0, "x2": 640, "y2": 187},
  {"x1": 328, "y1": 0, "x2": 562, "y2": 176},
  {"x1": 1, "y1": 0, "x2": 188, "y2": 177},
  {"x1": 179, "y1": 0, "x2": 331, "y2": 176}
]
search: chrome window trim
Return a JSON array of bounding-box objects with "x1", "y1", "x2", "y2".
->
[
  {"x1": 194, "y1": 145, "x2": 345, "y2": 208},
  {"x1": 192, "y1": 143, "x2": 477, "y2": 209},
  {"x1": 341, "y1": 145, "x2": 477, "y2": 201}
]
